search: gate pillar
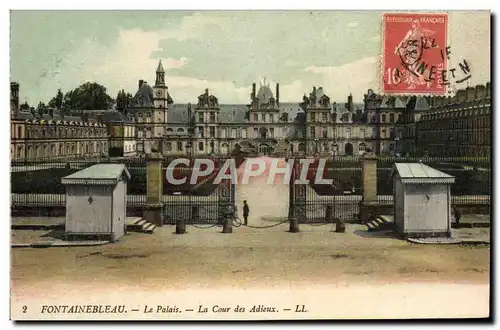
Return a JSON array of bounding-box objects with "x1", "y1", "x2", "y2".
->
[
  {"x1": 290, "y1": 158, "x2": 307, "y2": 224},
  {"x1": 143, "y1": 151, "x2": 164, "y2": 227},
  {"x1": 358, "y1": 152, "x2": 379, "y2": 224}
]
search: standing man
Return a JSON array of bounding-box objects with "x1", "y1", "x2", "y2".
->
[{"x1": 243, "y1": 200, "x2": 249, "y2": 226}]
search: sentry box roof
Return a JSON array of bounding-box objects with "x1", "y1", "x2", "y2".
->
[
  {"x1": 392, "y1": 163, "x2": 455, "y2": 184},
  {"x1": 61, "y1": 164, "x2": 131, "y2": 186}
]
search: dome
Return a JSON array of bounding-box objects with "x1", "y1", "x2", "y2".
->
[
  {"x1": 256, "y1": 85, "x2": 274, "y2": 104},
  {"x1": 131, "y1": 82, "x2": 154, "y2": 107}
]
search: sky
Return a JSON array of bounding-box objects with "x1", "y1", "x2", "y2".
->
[{"x1": 10, "y1": 10, "x2": 491, "y2": 106}]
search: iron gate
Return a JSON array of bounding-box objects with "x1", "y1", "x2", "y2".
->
[
  {"x1": 163, "y1": 158, "x2": 236, "y2": 225},
  {"x1": 289, "y1": 157, "x2": 360, "y2": 223}
]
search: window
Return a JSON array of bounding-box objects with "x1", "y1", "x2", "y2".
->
[
  {"x1": 210, "y1": 127, "x2": 216, "y2": 138},
  {"x1": 253, "y1": 127, "x2": 259, "y2": 137},
  {"x1": 322, "y1": 113, "x2": 328, "y2": 122},
  {"x1": 360, "y1": 128, "x2": 365, "y2": 139},
  {"x1": 231, "y1": 128, "x2": 237, "y2": 138},
  {"x1": 310, "y1": 113, "x2": 316, "y2": 122},
  {"x1": 254, "y1": 114, "x2": 258, "y2": 122},
  {"x1": 17, "y1": 126, "x2": 22, "y2": 139},
  {"x1": 210, "y1": 112, "x2": 216, "y2": 123},
  {"x1": 322, "y1": 129, "x2": 328, "y2": 138},
  {"x1": 346, "y1": 128, "x2": 351, "y2": 139},
  {"x1": 165, "y1": 142, "x2": 172, "y2": 151},
  {"x1": 241, "y1": 129, "x2": 247, "y2": 138},
  {"x1": 398, "y1": 114, "x2": 402, "y2": 123},
  {"x1": 198, "y1": 127, "x2": 204, "y2": 138},
  {"x1": 177, "y1": 142, "x2": 183, "y2": 151},
  {"x1": 263, "y1": 114, "x2": 267, "y2": 123},
  {"x1": 270, "y1": 128, "x2": 274, "y2": 138},
  {"x1": 381, "y1": 129, "x2": 386, "y2": 138},
  {"x1": 358, "y1": 143, "x2": 366, "y2": 153},
  {"x1": 220, "y1": 128, "x2": 226, "y2": 138},
  {"x1": 309, "y1": 126, "x2": 316, "y2": 138},
  {"x1": 381, "y1": 114, "x2": 386, "y2": 123},
  {"x1": 198, "y1": 113, "x2": 204, "y2": 123},
  {"x1": 270, "y1": 114, "x2": 274, "y2": 123},
  {"x1": 282, "y1": 127, "x2": 288, "y2": 136},
  {"x1": 198, "y1": 142, "x2": 204, "y2": 151},
  {"x1": 389, "y1": 113, "x2": 395, "y2": 123}
]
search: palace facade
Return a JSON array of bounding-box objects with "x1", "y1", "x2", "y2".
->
[
  {"x1": 11, "y1": 60, "x2": 491, "y2": 160},
  {"x1": 10, "y1": 83, "x2": 109, "y2": 161},
  {"x1": 416, "y1": 83, "x2": 491, "y2": 157}
]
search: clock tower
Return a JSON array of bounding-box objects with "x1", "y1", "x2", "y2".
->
[{"x1": 153, "y1": 60, "x2": 169, "y2": 140}]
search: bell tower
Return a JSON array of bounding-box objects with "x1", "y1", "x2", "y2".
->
[{"x1": 153, "y1": 60, "x2": 169, "y2": 143}]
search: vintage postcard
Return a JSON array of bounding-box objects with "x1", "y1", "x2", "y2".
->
[{"x1": 9, "y1": 10, "x2": 491, "y2": 321}]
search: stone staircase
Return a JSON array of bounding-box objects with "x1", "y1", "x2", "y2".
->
[
  {"x1": 366, "y1": 215, "x2": 394, "y2": 231},
  {"x1": 126, "y1": 217, "x2": 156, "y2": 234}
]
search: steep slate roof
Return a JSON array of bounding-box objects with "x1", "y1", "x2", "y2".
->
[
  {"x1": 393, "y1": 163, "x2": 455, "y2": 184},
  {"x1": 61, "y1": 164, "x2": 131, "y2": 185},
  {"x1": 98, "y1": 110, "x2": 133, "y2": 123},
  {"x1": 15, "y1": 111, "x2": 35, "y2": 120},
  {"x1": 414, "y1": 96, "x2": 430, "y2": 111},
  {"x1": 131, "y1": 82, "x2": 154, "y2": 108},
  {"x1": 166, "y1": 102, "x2": 303, "y2": 125}
]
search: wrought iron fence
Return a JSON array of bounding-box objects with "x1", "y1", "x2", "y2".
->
[{"x1": 10, "y1": 157, "x2": 148, "y2": 209}]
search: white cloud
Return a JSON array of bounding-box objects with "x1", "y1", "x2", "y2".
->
[
  {"x1": 348, "y1": 22, "x2": 359, "y2": 28},
  {"x1": 303, "y1": 57, "x2": 380, "y2": 102},
  {"x1": 164, "y1": 57, "x2": 189, "y2": 69},
  {"x1": 160, "y1": 12, "x2": 233, "y2": 41}
]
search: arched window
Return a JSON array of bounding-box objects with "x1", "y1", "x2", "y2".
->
[{"x1": 358, "y1": 143, "x2": 366, "y2": 153}]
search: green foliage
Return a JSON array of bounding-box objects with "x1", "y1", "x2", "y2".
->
[
  {"x1": 53, "y1": 82, "x2": 114, "y2": 110},
  {"x1": 116, "y1": 89, "x2": 133, "y2": 112},
  {"x1": 19, "y1": 102, "x2": 30, "y2": 111},
  {"x1": 48, "y1": 89, "x2": 64, "y2": 109}
]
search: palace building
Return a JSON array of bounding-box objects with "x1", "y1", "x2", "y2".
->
[
  {"x1": 15, "y1": 61, "x2": 490, "y2": 161},
  {"x1": 10, "y1": 83, "x2": 109, "y2": 161},
  {"x1": 416, "y1": 83, "x2": 491, "y2": 157}
]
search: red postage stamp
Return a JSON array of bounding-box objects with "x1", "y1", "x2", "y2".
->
[{"x1": 382, "y1": 13, "x2": 448, "y2": 94}]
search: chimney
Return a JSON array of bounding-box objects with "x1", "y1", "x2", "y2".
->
[
  {"x1": 486, "y1": 82, "x2": 491, "y2": 97},
  {"x1": 446, "y1": 96, "x2": 452, "y2": 105},
  {"x1": 276, "y1": 83, "x2": 280, "y2": 107},
  {"x1": 139, "y1": 80, "x2": 144, "y2": 89},
  {"x1": 348, "y1": 93, "x2": 353, "y2": 111},
  {"x1": 457, "y1": 89, "x2": 467, "y2": 103},
  {"x1": 435, "y1": 96, "x2": 442, "y2": 107},
  {"x1": 252, "y1": 83, "x2": 256, "y2": 98},
  {"x1": 10, "y1": 82, "x2": 19, "y2": 112},
  {"x1": 465, "y1": 86, "x2": 476, "y2": 101},
  {"x1": 476, "y1": 84, "x2": 486, "y2": 99}
]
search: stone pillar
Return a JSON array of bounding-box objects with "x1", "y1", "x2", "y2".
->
[
  {"x1": 358, "y1": 153, "x2": 379, "y2": 224},
  {"x1": 143, "y1": 152, "x2": 164, "y2": 227}
]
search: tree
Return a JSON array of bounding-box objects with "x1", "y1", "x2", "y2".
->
[
  {"x1": 36, "y1": 101, "x2": 46, "y2": 111},
  {"x1": 48, "y1": 89, "x2": 64, "y2": 109},
  {"x1": 61, "y1": 82, "x2": 114, "y2": 110},
  {"x1": 19, "y1": 102, "x2": 30, "y2": 111},
  {"x1": 116, "y1": 89, "x2": 133, "y2": 112},
  {"x1": 36, "y1": 102, "x2": 46, "y2": 116}
]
